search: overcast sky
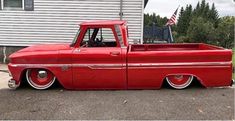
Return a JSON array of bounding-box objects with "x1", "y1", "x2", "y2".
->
[{"x1": 144, "y1": 0, "x2": 235, "y2": 18}]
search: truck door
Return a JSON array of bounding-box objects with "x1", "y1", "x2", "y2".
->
[{"x1": 72, "y1": 26, "x2": 127, "y2": 89}]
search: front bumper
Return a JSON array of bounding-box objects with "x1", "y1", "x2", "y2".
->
[{"x1": 8, "y1": 79, "x2": 20, "y2": 89}]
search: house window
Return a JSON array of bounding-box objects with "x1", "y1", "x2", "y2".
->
[
  {"x1": 0, "y1": 0, "x2": 34, "y2": 11},
  {"x1": 3, "y1": 0, "x2": 23, "y2": 9}
]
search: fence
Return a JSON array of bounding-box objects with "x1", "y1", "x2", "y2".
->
[{"x1": 143, "y1": 25, "x2": 172, "y2": 44}]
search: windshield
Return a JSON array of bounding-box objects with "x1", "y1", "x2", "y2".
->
[{"x1": 70, "y1": 28, "x2": 80, "y2": 46}]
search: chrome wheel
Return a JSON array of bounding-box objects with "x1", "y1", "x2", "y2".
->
[
  {"x1": 166, "y1": 75, "x2": 193, "y2": 89},
  {"x1": 26, "y1": 69, "x2": 56, "y2": 90}
]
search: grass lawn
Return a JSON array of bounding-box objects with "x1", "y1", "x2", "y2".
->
[{"x1": 233, "y1": 48, "x2": 235, "y2": 79}]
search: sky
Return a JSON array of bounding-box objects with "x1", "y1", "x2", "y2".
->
[{"x1": 144, "y1": 0, "x2": 235, "y2": 18}]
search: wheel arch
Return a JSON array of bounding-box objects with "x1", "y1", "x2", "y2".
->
[
  {"x1": 20, "y1": 67, "x2": 59, "y2": 84},
  {"x1": 160, "y1": 73, "x2": 206, "y2": 88}
]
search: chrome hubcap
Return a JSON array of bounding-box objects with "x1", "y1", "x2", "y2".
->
[{"x1": 38, "y1": 70, "x2": 47, "y2": 79}]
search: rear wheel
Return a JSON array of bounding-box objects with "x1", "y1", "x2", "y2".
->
[
  {"x1": 166, "y1": 75, "x2": 193, "y2": 89},
  {"x1": 26, "y1": 69, "x2": 56, "y2": 90}
]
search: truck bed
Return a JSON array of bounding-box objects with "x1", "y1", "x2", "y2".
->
[
  {"x1": 127, "y1": 43, "x2": 232, "y2": 89},
  {"x1": 130, "y1": 43, "x2": 224, "y2": 52}
]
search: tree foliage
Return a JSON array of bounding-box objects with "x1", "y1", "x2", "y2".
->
[
  {"x1": 177, "y1": 5, "x2": 192, "y2": 35},
  {"x1": 143, "y1": 0, "x2": 234, "y2": 48},
  {"x1": 216, "y1": 16, "x2": 235, "y2": 48},
  {"x1": 174, "y1": 0, "x2": 233, "y2": 48},
  {"x1": 187, "y1": 17, "x2": 215, "y2": 43},
  {"x1": 144, "y1": 13, "x2": 168, "y2": 27}
]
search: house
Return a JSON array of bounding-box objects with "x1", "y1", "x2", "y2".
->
[{"x1": 0, "y1": 0, "x2": 148, "y2": 63}]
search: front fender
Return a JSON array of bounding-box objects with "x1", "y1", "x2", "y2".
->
[
  {"x1": 8, "y1": 63, "x2": 25, "y2": 85},
  {"x1": 8, "y1": 63, "x2": 73, "y2": 89}
]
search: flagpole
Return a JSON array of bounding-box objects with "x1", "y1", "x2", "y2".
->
[
  {"x1": 165, "y1": 6, "x2": 179, "y2": 43},
  {"x1": 168, "y1": 25, "x2": 174, "y2": 43}
]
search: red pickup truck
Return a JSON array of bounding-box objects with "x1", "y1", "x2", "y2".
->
[{"x1": 8, "y1": 20, "x2": 233, "y2": 90}]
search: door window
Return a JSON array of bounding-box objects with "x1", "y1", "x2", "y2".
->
[{"x1": 80, "y1": 28, "x2": 117, "y2": 47}]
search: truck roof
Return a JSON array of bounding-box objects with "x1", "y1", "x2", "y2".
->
[{"x1": 80, "y1": 20, "x2": 126, "y2": 26}]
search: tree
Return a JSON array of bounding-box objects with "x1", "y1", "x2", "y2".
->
[
  {"x1": 177, "y1": 5, "x2": 192, "y2": 35},
  {"x1": 187, "y1": 17, "x2": 215, "y2": 43},
  {"x1": 144, "y1": 13, "x2": 167, "y2": 27},
  {"x1": 184, "y1": 5, "x2": 192, "y2": 31},
  {"x1": 216, "y1": 16, "x2": 235, "y2": 48},
  {"x1": 203, "y1": 3, "x2": 210, "y2": 18},
  {"x1": 193, "y1": 2, "x2": 200, "y2": 16},
  {"x1": 176, "y1": 7, "x2": 185, "y2": 34},
  {"x1": 208, "y1": 3, "x2": 219, "y2": 27},
  {"x1": 144, "y1": 0, "x2": 231, "y2": 48},
  {"x1": 200, "y1": 0, "x2": 206, "y2": 14},
  {"x1": 175, "y1": 0, "x2": 221, "y2": 44}
]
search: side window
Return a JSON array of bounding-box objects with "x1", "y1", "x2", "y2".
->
[
  {"x1": 0, "y1": 0, "x2": 34, "y2": 11},
  {"x1": 115, "y1": 25, "x2": 124, "y2": 47},
  {"x1": 80, "y1": 28, "x2": 117, "y2": 47}
]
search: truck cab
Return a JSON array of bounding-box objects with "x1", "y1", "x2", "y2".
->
[{"x1": 70, "y1": 20, "x2": 129, "y2": 89}]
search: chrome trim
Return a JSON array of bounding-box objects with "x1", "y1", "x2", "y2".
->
[
  {"x1": 11, "y1": 64, "x2": 18, "y2": 67},
  {"x1": 10, "y1": 62, "x2": 230, "y2": 69},
  {"x1": 73, "y1": 64, "x2": 124, "y2": 70},
  {"x1": 10, "y1": 63, "x2": 125, "y2": 70},
  {"x1": 128, "y1": 66, "x2": 230, "y2": 69},
  {"x1": 128, "y1": 62, "x2": 231, "y2": 67},
  {"x1": 11, "y1": 64, "x2": 72, "y2": 67}
]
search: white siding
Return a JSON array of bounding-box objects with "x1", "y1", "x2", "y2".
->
[
  {"x1": 0, "y1": 0, "x2": 143, "y2": 46},
  {"x1": 123, "y1": 0, "x2": 143, "y2": 44}
]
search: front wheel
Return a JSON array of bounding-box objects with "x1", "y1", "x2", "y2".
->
[
  {"x1": 166, "y1": 75, "x2": 193, "y2": 89},
  {"x1": 26, "y1": 69, "x2": 56, "y2": 90}
]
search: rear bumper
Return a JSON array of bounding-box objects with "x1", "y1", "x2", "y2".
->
[{"x1": 231, "y1": 79, "x2": 235, "y2": 86}]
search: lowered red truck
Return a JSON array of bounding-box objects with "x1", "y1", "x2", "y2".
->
[{"x1": 8, "y1": 20, "x2": 233, "y2": 90}]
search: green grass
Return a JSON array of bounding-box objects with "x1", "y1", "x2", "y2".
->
[{"x1": 233, "y1": 48, "x2": 235, "y2": 79}]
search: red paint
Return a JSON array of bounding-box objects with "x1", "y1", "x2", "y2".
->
[{"x1": 8, "y1": 20, "x2": 233, "y2": 90}]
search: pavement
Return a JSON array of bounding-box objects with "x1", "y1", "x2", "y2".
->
[
  {"x1": 0, "y1": 64, "x2": 234, "y2": 120},
  {"x1": 0, "y1": 64, "x2": 8, "y2": 89}
]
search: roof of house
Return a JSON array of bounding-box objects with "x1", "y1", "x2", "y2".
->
[{"x1": 80, "y1": 20, "x2": 127, "y2": 26}]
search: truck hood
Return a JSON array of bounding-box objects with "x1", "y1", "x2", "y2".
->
[{"x1": 18, "y1": 43, "x2": 71, "y2": 52}]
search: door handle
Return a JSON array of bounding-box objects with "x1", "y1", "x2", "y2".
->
[
  {"x1": 74, "y1": 49, "x2": 87, "y2": 53},
  {"x1": 74, "y1": 49, "x2": 81, "y2": 53},
  {"x1": 110, "y1": 51, "x2": 120, "y2": 56}
]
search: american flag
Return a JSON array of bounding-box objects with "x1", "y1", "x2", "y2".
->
[{"x1": 166, "y1": 7, "x2": 179, "y2": 26}]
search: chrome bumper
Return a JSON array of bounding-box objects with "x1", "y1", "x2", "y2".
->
[{"x1": 8, "y1": 79, "x2": 20, "y2": 89}]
